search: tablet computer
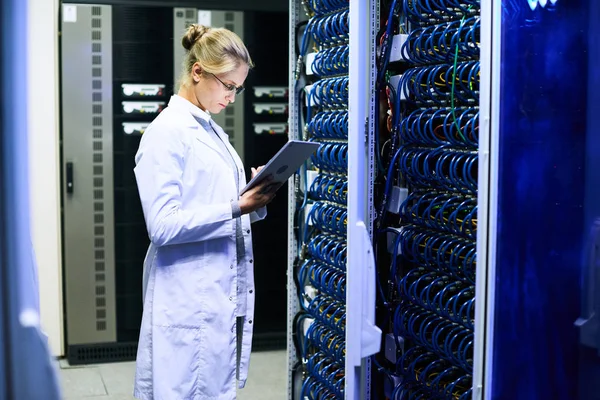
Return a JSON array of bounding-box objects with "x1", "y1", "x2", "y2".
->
[{"x1": 240, "y1": 140, "x2": 321, "y2": 195}]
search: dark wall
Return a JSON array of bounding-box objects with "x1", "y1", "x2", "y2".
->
[{"x1": 243, "y1": 11, "x2": 289, "y2": 346}]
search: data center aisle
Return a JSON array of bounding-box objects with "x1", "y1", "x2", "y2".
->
[{"x1": 57, "y1": 350, "x2": 286, "y2": 400}]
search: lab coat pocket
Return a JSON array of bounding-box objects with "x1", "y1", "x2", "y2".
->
[
  {"x1": 152, "y1": 324, "x2": 205, "y2": 399},
  {"x1": 152, "y1": 244, "x2": 207, "y2": 328}
]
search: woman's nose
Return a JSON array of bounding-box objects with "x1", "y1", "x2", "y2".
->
[{"x1": 226, "y1": 91, "x2": 236, "y2": 103}]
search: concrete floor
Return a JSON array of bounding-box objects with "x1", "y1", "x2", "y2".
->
[{"x1": 58, "y1": 350, "x2": 286, "y2": 400}]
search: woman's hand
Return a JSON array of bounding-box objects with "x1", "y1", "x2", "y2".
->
[{"x1": 239, "y1": 167, "x2": 277, "y2": 215}]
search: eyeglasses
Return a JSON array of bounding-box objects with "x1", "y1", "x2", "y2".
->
[{"x1": 210, "y1": 73, "x2": 245, "y2": 95}]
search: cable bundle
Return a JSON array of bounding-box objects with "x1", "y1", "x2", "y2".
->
[
  {"x1": 399, "y1": 191, "x2": 477, "y2": 239},
  {"x1": 295, "y1": 3, "x2": 349, "y2": 398},
  {"x1": 307, "y1": 233, "x2": 347, "y2": 271},
  {"x1": 305, "y1": 0, "x2": 349, "y2": 16},
  {"x1": 394, "y1": 302, "x2": 473, "y2": 372},
  {"x1": 399, "y1": 107, "x2": 478, "y2": 148},
  {"x1": 308, "y1": 261, "x2": 346, "y2": 302},
  {"x1": 311, "y1": 142, "x2": 348, "y2": 174},
  {"x1": 399, "y1": 147, "x2": 478, "y2": 194},
  {"x1": 310, "y1": 10, "x2": 350, "y2": 47},
  {"x1": 393, "y1": 347, "x2": 472, "y2": 400},
  {"x1": 307, "y1": 293, "x2": 346, "y2": 335},
  {"x1": 398, "y1": 225, "x2": 476, "y2": 285},
  {"x1": 301, "y1": 354, "x2": 345, "y2": 399},
  {"x1": 396, "y1": 62, "x2": 480, "y2": 106},
  {"x1": 404, "y1": 0, "x2": 479, "y2": 26},
  {"x1": 401, "y1": 18, "x2": 480, "y2": 64},
  {"x1": 311, "y1": 46, "x2": 350, "y2": 77},
  {"x1": 306, "y1": 321, "x2": 346, "y2": 361},
  {"x1": 381, "y1": 2, "x2": 480, "y2": 397},
  {"x1": 397, "y1": 269, "x2": 475, "y2": 329},
  {"x1": 308, "y1": 111, "x2": 349, "y2": 140},
  {"x1": 309, "y1": 77, "x2": 349, "y2": 109},
  {"x1": 308, "y1": 202, "x2": 348, "y2": 238},
  {"x1": 309, "y1": 174, "x2": 348, "y2": 205}
]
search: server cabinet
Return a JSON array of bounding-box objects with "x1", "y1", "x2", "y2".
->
[
  {"x1": 61, "y1": 4, "x2": 118, "y2": 352},
  {"x1": 61, "y1": 2, "x2": 174, "y2": 363}
]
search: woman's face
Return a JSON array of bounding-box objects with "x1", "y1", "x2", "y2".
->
[{"x1": 192, "y1": 63, "x2": 249, "y2": 114}]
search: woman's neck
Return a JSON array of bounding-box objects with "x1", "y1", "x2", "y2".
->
[{"x1": 177, "y1": 85, "x2": 206, "y2": 112}]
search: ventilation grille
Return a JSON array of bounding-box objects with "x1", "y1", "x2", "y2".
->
[
  {"x1": 68, "y1": 343, "x2": 138, "y2": 365},
  {"x1": 225, "y1": 23, "x2": 234, "y2": 31},
  {"x1": 186, "y1": 9, "x2": 195, "y2": 19},
  {"x1": 91, "y1": 12, "x2": 107, "y2": 333}
]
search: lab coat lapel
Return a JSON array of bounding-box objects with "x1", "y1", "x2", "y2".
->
[
  {"x1": 166, "y1": 95, "x2": 228, "y2": 160},
  {"x1": 211, "y1": 120, "x2": 246, "y2": 184},
  {"x1": 195, "y1": 119, "x2": 230, "y2": 163}
]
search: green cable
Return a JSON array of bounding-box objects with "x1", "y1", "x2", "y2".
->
[{"x1": 450, "y1": 8, "x2": 473, "y2": 143}]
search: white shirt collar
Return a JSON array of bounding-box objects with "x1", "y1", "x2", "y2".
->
[{"x1": 168, "y1": 94, "x2": 211, "y2": 123}]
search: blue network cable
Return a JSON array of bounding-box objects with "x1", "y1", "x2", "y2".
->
[
  {"x1": 294, "y1": 5, "x2": 351, "y2": 399},
  {"x1": 375, "y1": 1, "x2": 481, "y2": 399}
]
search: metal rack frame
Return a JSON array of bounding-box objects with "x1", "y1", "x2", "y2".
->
[
  {"x1": 286, "y1": 1, "x2": 302, "y2": 398},
  {"x1": 346, "y1": 0, "x2": 381, "y2": 398},
  {"x1": 475, "y1": 0, "x2": 502, "y2": 399}
]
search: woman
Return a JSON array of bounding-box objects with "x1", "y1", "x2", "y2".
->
[{"x1": 133, "y1": 24, "x2": 276, "y2": 400}]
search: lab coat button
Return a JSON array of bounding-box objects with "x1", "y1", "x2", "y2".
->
[
  {"x1": 248, "y1": 320, "x2": 253, "y2": 324},
  {"x1": 246, "y1": 229, "x2": 250, "y2": 234},
  {"x1": 249, "y1": 259, "x2": 253, "y2": 264},
  {"x1": 229, "y1": 296, "x2": 233, "y2": 301},
  {"x1": 249, "y1": 290, "x2": 253, "y2": 294},
  {"x1": 230, "y1": 265, "x2": 234, "y2": 269}
]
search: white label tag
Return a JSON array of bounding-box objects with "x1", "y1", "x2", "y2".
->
[
  {"x1": 198, "y1": 10, "x2": 211, "y2": 27},
  {"x1": 63, "y1": 5, "x2": 77, "y2": 23}
]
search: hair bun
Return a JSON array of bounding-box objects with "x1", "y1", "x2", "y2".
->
[{"x1": 182, "y1": 24, "x2": 209, "y2": 51}]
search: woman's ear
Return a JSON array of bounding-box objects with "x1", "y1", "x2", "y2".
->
[{"x1": 192, "y1": 63, "x2": 203, "y2": 83}]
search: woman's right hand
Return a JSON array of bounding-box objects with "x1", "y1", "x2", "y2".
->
[{"x1": 239, "y1": 178, "x2": 277, "y2": 215}]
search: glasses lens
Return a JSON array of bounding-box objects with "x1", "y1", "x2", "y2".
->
[{"x1": 236, "y1": 87, "x2": 245, "y2": 95}]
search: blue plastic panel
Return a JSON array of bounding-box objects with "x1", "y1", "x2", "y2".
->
[{"x1": 491, "y1": 1, "x2": 600, "y2": 399}]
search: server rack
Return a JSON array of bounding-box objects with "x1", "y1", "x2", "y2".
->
[
  {"x1": 287, "y1": 0, "x2": 488, "y2": 399},
  {"x1": 287, "y1": 0, "x2": 381, "y2": 398}
]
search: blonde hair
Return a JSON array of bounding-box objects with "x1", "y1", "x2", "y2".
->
[{"x1": 179, "y1": 24, "x2": 253, "y2": 88}]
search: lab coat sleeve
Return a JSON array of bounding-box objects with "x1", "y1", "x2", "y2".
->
[
  {"x1": 134, "y1": 125, "x2": 234, "y2": 246},
  {"x1": 250, "y1": 207, "x2": 267, "y2": 224}
]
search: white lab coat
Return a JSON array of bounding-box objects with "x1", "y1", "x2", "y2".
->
[{"x1": 133, "y1": 95, "x2": 265, "y2": 400}]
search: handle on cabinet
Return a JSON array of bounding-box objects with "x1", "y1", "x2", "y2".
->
[
  {"x1": 66, "y1": 162, "x2": 74, "y2": 194},
  {"x1": 347, "y1": 221, "x2": 382, "y2": 367}
]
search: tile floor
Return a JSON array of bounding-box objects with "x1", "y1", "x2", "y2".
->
[{"x1": 58, "y1": 350, "x2": 287, "y2": 400}]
